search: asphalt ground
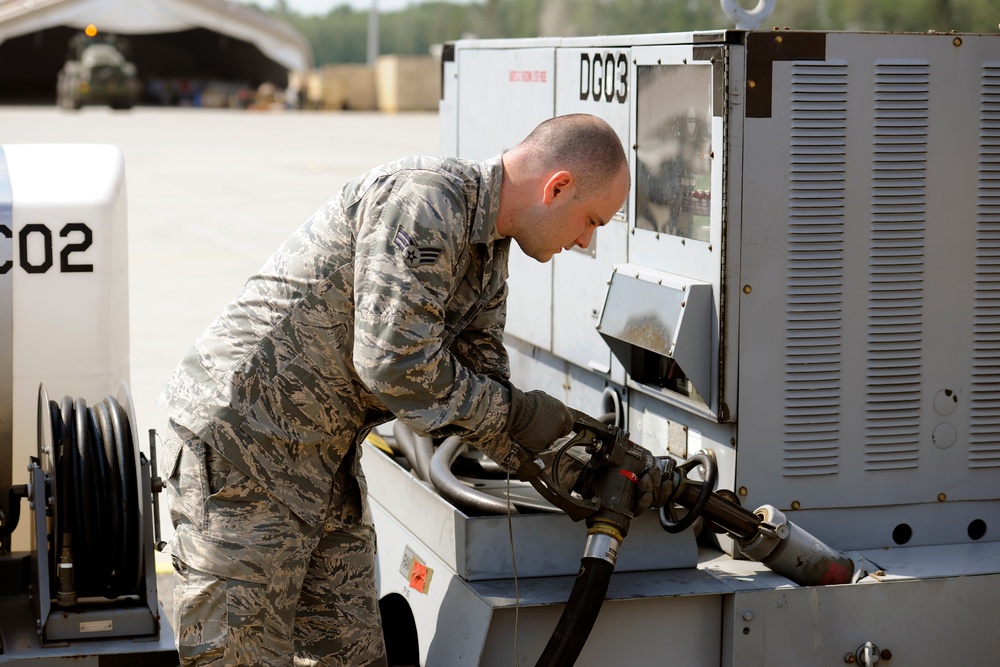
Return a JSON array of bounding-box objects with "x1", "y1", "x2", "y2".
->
[{"x1": 2, "y1": 105, "x2": 441, "y2": 623}]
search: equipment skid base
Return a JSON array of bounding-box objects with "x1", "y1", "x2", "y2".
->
[{"x1": 0, "y1": 581, "x2": 178, "y2": 665}]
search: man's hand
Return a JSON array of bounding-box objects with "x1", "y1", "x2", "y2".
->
[
  {"x1": 507, "y1": 385, "x2": 574, "y2": 454},
  {"x1": 634, "y1": 464, "x2": 673, "y2": 515}
]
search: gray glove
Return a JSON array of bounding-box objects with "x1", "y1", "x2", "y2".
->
[
  {"x1": 506, "y1": 385, "x2": 574, "y2": 454},
  {"x1": 634, "y1": 464, "x2": 673, "y2": 515}
]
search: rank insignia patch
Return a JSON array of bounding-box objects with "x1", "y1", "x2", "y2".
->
[{"x1": 393, "y1": 225, "x2": 443, "y2": 268}]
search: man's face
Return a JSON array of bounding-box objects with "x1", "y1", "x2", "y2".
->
[{"x1": 517, "y1": 165, "x2": 630, "y2": 263}]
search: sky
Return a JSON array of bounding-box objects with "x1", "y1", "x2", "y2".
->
[{"x1": 240, "y1": 0, "x2": 475, "y2": 15}]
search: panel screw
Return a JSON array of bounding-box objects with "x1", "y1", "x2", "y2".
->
[
  {"x1": 775, "y1": 35, "x2": 783, "y2": 43},
  {"x1": 844, "y1": 654, "x2": 856, "y2": 663},
  {"x1": 938, "y1": 493, "x2": 947, "y2": 502},
  {"x1": 953, "y1": 37, "x2": 962, "y2": 46},
  {"x1": 742, "y1": 611, "x2": 753, "y2": 621},
  {"x1": 743, "y1": 285, "x2": 752, "y2": 294},
  {"x1": 882, "y1": 649, "x2": 893, "y2": 660},
  {"x1": 748, "y1": 80, "x2": 756, "y2": 89},
  {"x1": 791, "y1": 500, "x2": 801, "y2": 510},
  {"x1": 738, "y1": 487, "x2": 748, "y2": 496}
]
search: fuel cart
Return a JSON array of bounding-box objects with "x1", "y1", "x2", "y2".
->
[{"x1": 366, "y1": 25, "x2": 1000, "y2": 667}]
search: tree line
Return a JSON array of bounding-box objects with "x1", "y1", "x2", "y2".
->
[{"x1": 260, "y1": 0, "x2": 1000, "y2": 66}]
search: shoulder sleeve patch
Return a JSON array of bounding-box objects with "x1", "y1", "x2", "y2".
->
[{"x1": 393, "y1": 225, "x2": 443, "y2": 268}]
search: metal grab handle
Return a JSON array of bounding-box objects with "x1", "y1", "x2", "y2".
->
[{"x1": 719, "y1": 0, "x2": 776, "y2": 28}]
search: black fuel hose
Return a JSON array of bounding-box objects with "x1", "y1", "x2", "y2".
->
[{"x1": 535, "y1": 556, "x2": 614, "y2": 667}]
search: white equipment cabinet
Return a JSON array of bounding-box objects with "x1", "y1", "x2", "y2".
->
[
  {"x1": 368, "y1": 28, "x2": 1000, "y2": 666},
  {"x1": 0, "y1": 145, "x2": 176, "y2": 664}
]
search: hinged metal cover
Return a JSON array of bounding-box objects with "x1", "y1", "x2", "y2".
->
[{"x1": 597, "y1": 264, "x2": 713, "y2": 402}]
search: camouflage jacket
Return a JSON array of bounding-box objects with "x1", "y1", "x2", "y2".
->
[{"x1": 160, "y1": 156, "x2": 518, "y2": 525}]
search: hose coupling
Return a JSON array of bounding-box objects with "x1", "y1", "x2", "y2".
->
[{"x1": 584, "y1": 522, "x2": 623, "y2": 566}]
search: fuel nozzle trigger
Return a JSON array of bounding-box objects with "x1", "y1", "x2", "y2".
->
[{"x1": 516, "y1": 408, "x2": 656, "y2": 524}]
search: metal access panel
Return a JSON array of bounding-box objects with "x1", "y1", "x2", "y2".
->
[
  {"x1": 625, "y1": 40, "x2": 736, "y2": 421},
  {"x1": 724, "y1": 571, "x2": 1000, "y2": 666},
  {"x1": 732, "y1": 31, "x2": 1000, "y2": 550},
  {"x1": 550, "y1": 43, "x2": 631, "y2": 379}
]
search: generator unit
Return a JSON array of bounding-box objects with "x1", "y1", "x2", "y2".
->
[
  {"x1": 366, "y1": 26, "x2": 1000, "y2": 666},
  {"x1": 0, "y1": 144, "x2": 177, "y2": 664}
]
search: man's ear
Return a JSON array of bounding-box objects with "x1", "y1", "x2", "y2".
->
[{"x1": 542, "y1": 170, "x2": 574, "y2": 205}]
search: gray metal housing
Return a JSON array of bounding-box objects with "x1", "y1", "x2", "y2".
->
[{"x1": 439, "y1": 29, "x2": 1000, "y2": 554}]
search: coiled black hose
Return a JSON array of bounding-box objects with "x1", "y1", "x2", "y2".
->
[
  {"x1": 48, "y1": 394, "x2": 142, "y2": 600},
  {"x1": 535, "y1": 556, "x2": 615, "y2": 667}
]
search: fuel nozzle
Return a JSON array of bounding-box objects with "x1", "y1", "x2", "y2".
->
[
  {"x1": 737, "y1": 504, "x2": 855, "y2": 585},
  {"x1": 516, "y1": 407, "x2": 656, "y2": 525},
  {"x1": 518, "y1": 409, "x2": 858, "y2": 588},
  {"x1": 663, "y1": 458, "x2": 856, "y2": 586},
  {"x1": 577, "y1": 429, "x2": 655, "y2": 566}
]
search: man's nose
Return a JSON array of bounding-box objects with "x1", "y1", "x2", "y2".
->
[{"x1": 576, "y1": 226, "x2": 595, "y2": 249}]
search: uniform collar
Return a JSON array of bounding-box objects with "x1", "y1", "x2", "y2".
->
[{"x1": 470, "y1": 155, "x2": 503, "y2": 245}]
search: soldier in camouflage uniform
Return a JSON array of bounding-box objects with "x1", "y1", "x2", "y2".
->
[{"x1": 160, "y1": 113, "x2": 630, "y2": 666}]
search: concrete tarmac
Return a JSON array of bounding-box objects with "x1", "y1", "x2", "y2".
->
[{"x1": 2, "y1": 106, "x2": 440, "y2": 623}]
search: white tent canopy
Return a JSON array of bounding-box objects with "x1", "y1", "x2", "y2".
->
[{"x1": 0, "y1": 0, "x2": 312, "y2": 72}]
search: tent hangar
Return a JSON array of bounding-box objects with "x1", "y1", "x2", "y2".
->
[{"x1": 0, "y1": 0, "x2": 313, "y2": 103}]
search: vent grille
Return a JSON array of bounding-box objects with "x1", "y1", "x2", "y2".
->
[
  {"x1": 970, "y1": 63, "x2": 1000, "y2": 469},
  {"x1": 864, "y1": 61, "x2": 928, "y2": 471},
  {"x1": 783, "y1": 62, "x2": 847, "y2": 476}
]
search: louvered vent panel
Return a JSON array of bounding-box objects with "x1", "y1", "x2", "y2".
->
[
  {"x1": 970, "y1": 63, "x2": 1000, "y2": 469},
  {"x1": 864, "y1": 61, "x2": 928, "y2": 471},
  {"x1": 783, "y1": 62, "x2": 847, "y2": 476}
]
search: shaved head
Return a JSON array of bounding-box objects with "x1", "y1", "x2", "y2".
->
[
  {"x1": 497, "y1": 114, "x2": 631, "y2": 262},
  {"x1": 514, "y1": 114, "x2": 629, "y2": 193}
]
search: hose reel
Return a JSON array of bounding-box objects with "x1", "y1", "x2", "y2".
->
[{"x1": 37, "y1": 382, "x2": 144, "y2": 605}]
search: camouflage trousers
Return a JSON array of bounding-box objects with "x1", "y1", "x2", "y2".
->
[{"x1": 163, "y1": 422, "x2": 388, "y2": 667}]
